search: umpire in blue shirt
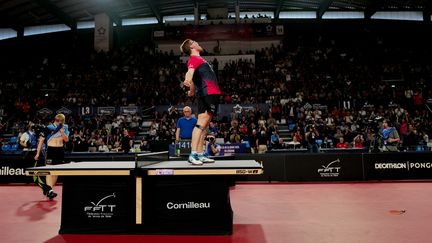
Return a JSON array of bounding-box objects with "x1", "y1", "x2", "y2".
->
[{"x1": 176, "y1": 106, "x2": 197, "y2": 141}]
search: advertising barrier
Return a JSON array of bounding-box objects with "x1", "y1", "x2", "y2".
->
[
  {"x1": 3, "y1": 151, "x2": 432, "y2": 183},
  {"x1": 363, "y1": 152, "x2": 432, "y2": 180},
  {"x1": 285, "y1": 154, "x2": 364, "y2": 181},
  {"x1": 0, "y1": 152, "x2": 34, "y2": 183}
]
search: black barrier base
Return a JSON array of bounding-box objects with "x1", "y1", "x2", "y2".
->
[
  {"x1": 58, "y1": 175, "x2": 233, "y2": 235},
  {"x1": 60, "y1": 176, "x2": 135, "y2": 234},
  {"x1": 138, "y1": 175, "x2": 234, "y2": 235}
]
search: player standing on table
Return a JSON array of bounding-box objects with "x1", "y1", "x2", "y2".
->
[{"x1": 180, "y1": 39, "x2": 222, "y2": 165}]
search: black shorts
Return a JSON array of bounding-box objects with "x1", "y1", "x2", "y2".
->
[
  {"x1": 197, "y1": 95, "x2": 220, "y2": 116},
  {"x1": 46, "y1": 146, "x2": 65, "y2": 165}
]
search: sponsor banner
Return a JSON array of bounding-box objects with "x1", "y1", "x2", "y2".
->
[
  {"x1": 312, "y1": 103, "x2": 328, "y2": 110},
  {"x1": 217, "y1": 103, "x2": 269, "y2": 119},
  {"x1": 155, "y1": 24, "x2": 282, "y2": 40},
  {"x1": 219, "y1": 143, "x2": 248, "y2": 156},
  {"x1": 140, "y1": 177, "x2": 232, "y2": 234},
  {"x1": 180, "y1": 54, "x2": 255, "y2": 71},
  {"x1": 156, "y1": 105, "x2": 198, "y2": 116},
  {"x1": 0, "y1": 153, "x2": 34, "y2": 183},
  {"x1": 120, "y1": 106, "x2": 139, "y2": 115},
  {"x1": 37, "y1": 108, "x2": 53, "y2": 115},
  {"x1": 56, "y1": 106, "x2": 73, "y2": 115},
  {"x1": 184, "y1": 24, "x2": 254, "y2": 41},
  {"x1": 153, "y1": 30, "x2": 164, "y2": 38},
  {"x1": 364, "y1": 152, "x2": 432, "y2": 180},
  {"x1": 97, "y1": 107, "x2": 116, "y2": 116},
  {"x1": 285, "y1": 154, "x2": 363, "y2": 181},
  {"x1": 169, "y1": 141, "x2": 247, "y2": 157},
  {"x1": 156, "y1": 103, "x2": 269, "y2": 120}
]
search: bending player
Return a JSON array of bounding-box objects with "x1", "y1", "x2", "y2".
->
[
  {"x1": 34, "y1": 114, "x2": 69, "y2": 199},
  {"x1": 180, "y1": 39, "x2": 222, "y2": 165}
]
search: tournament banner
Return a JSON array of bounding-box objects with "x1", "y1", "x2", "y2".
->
[
  {"x1": 364, "y1": 152, "x2": 432, "y2": 180},
  {"x1": 285, "y1": 154, "x2": 364, "y2": 181},
  {"x1": 94, "y1": 13, "x2": 113, "y2": 52}
]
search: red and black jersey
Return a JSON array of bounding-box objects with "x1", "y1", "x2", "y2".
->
[{"x1": 187, "y1": 55, "x2": 222, "y2": 97}]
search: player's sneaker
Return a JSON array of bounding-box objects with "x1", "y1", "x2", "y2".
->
[
  {"x1": 42, "y1": 185, "x2": 52, "y2": 197},
  {"x1": 46, "y1": 190, "x2": 57, "y2": 200},
  {"x1": 188, "y1": 153, "x2": 203, "y2": 165},
  {"x1": 198, "y1": 154, "x2": 215, "y2": 163}
]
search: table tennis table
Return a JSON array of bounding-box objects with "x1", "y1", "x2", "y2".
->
[{"x1": 25, "y1": 155, "x2": 263, "y2": 235}]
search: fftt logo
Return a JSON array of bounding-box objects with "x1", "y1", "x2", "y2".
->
[
  {"x1": 84, "y1": 193, "x2": 116, "y2": 212},
  {"x1": 317, "y1": 159, "x2": 341, "y2": 177},
  {"x1": 318, "y1": 159, "x2": 341, "y2": 173}
]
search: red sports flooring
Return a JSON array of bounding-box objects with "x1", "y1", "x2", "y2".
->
[{"x1": 1, "y1": 182, "x2": 431, "y2": 243}]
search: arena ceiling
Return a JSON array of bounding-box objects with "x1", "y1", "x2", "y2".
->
[{"x1": 0, "y1": 0, "x2": 431, "y2": 29}]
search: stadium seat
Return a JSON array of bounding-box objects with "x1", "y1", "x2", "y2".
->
[
  {"x1": 9, "y1": 136, "x2": 17, "y2": 144},
  {"x1": 2, "y1": 144, "x2": 11, "y2": 151},
  {"x1": 10, "y1": 144, "x2": 19, "y2": 151},
  {"x1": 288, "y1": 124, "x2": 296, "y2": 131}
]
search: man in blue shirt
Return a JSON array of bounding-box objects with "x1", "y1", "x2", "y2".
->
[{"x1": 176, "y1": 106, "x2": 197, "y2": 141}]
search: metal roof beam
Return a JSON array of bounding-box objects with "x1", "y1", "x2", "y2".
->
[
  {"x1": 35, "y1": 0, "x2": 76, "y2": 29},
  {"x1": 275, "y1": 0, "x2": 283, "y2": 20},
  {"x1": 424, "y1": 2, "x2": 432, "y2": 23},
  {"x1": 317, "y1": 0, "x2": 334, "y2": 19},
  {"x1": 364, "y1": 1, "x2": 384, "y2": 19},
  {"x1": 144, "y1": 0, "x2": 162, "y2": 23},
  {"x1": 103, "y1": 9, "x2": 122, "y2": 26}
]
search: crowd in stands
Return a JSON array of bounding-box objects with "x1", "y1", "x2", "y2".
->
[{"x1": 1, "y1": 25, "x2": 432, "y2": 153}]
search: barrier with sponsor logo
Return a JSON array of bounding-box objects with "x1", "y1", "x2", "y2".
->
[
  {"x1": 363, "y1": 152, "x2": 432, "y2": 180},
  {"x1": 138, "y1": 175, "x2": 233, "y2": 234},
  {"x1": 0, "y1": 152, "x2": 34, "y2": 183},
  {"x1": 60, "y1": 176, "x2": 135, "y2": 234},
  {"x1": 3, "y1": 151, "x2": 432, "y2": 184},
  {"x1": 236, "y1": 153, "x2": 364, "y2": 182},
  {"x1": 285, "y1": 154, "x2": 364, "y2": 182}
]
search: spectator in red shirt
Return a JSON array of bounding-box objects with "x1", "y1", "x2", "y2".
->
[
  {"x1": 336, "y1": 137, "x2": 350, "y2": 149},
  {"x1": 353, "y1": 135, "x2": 364, "y2": 148}
]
